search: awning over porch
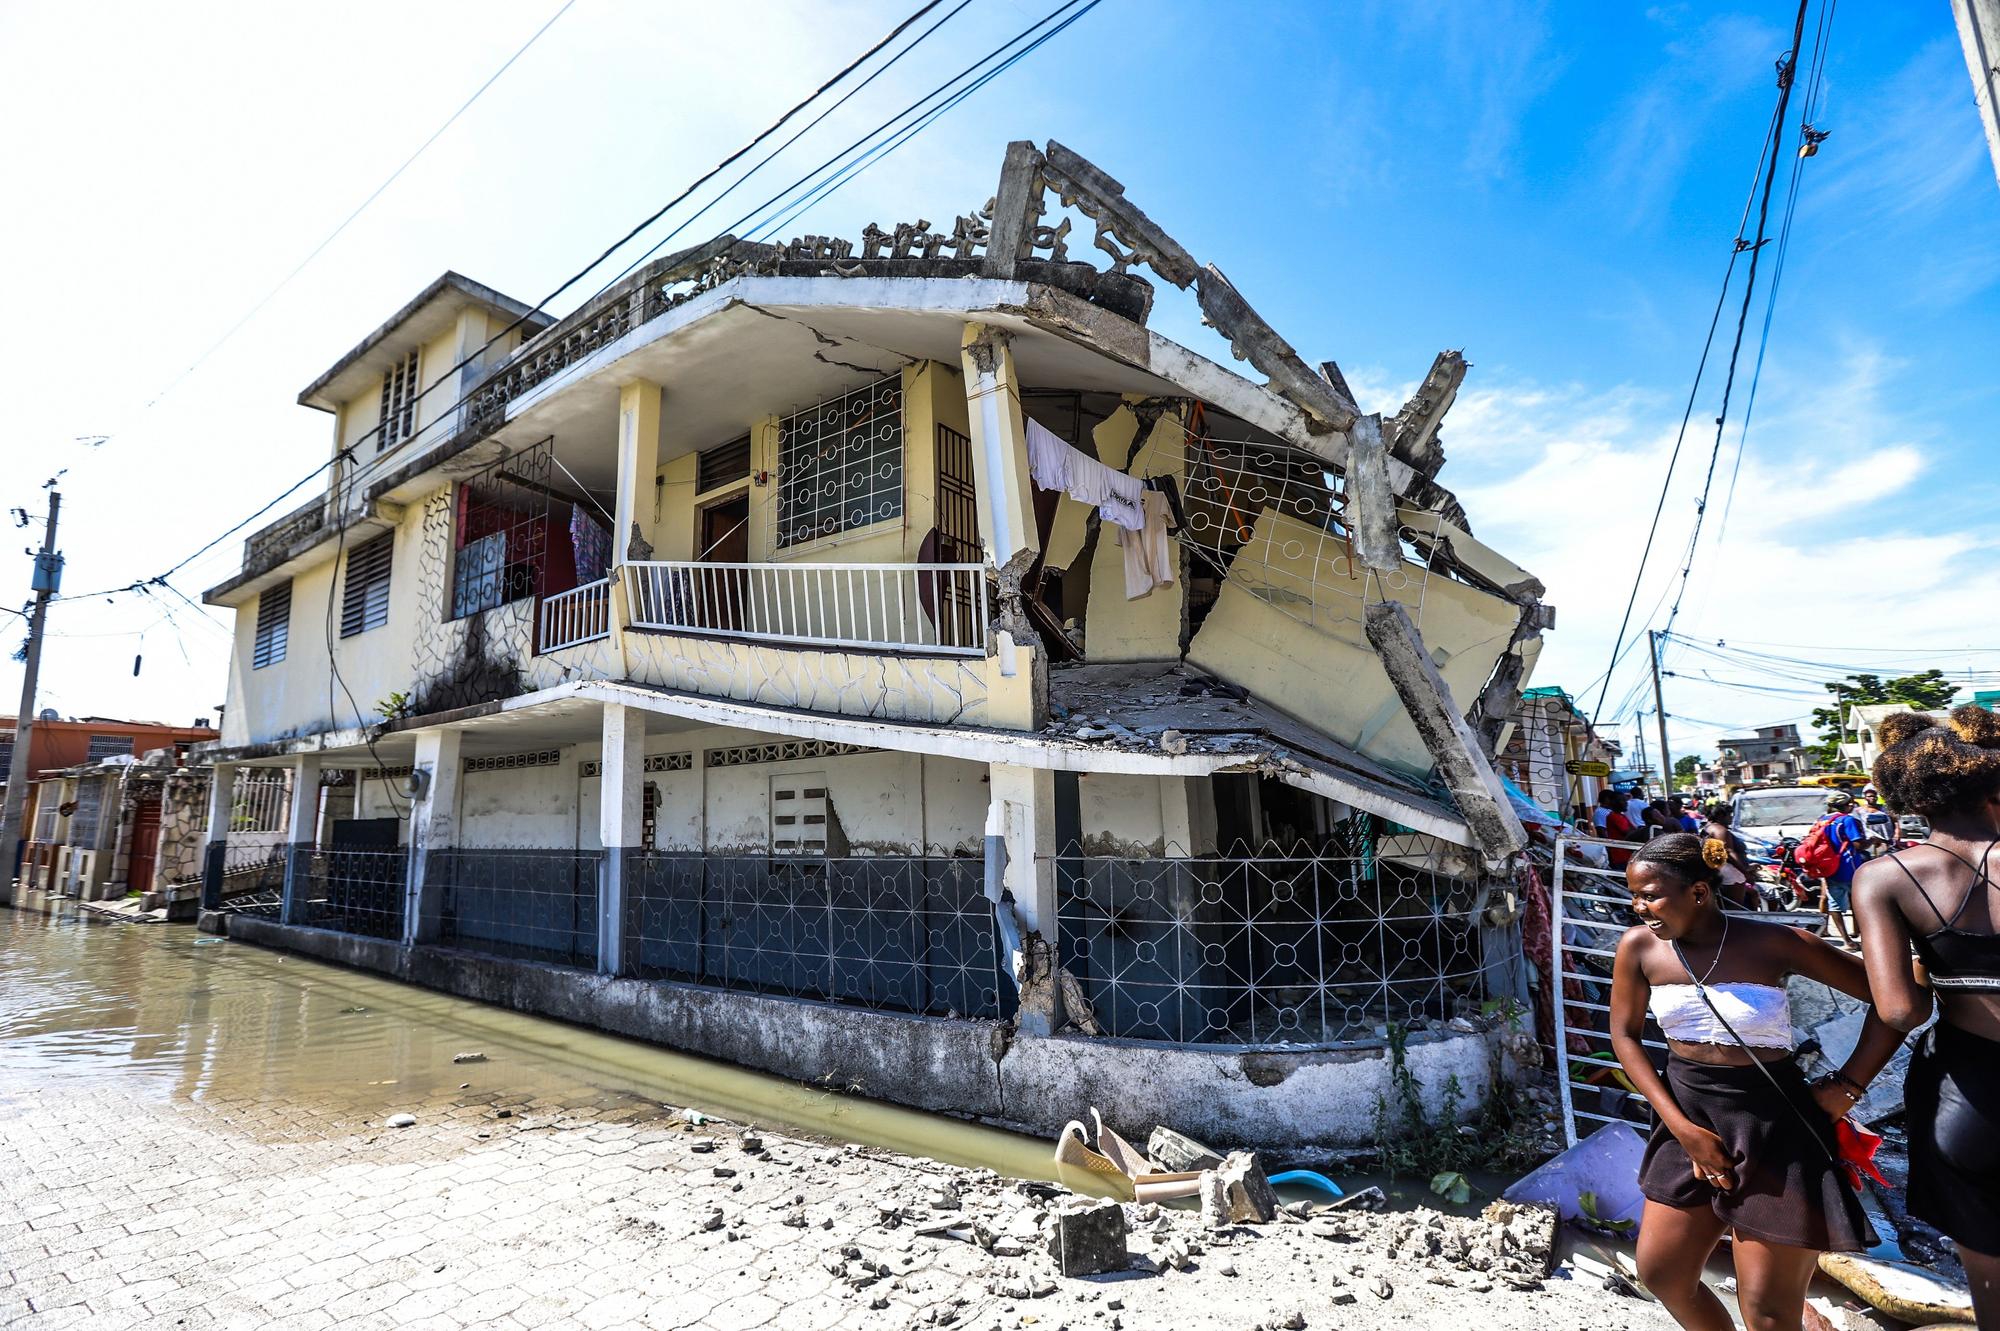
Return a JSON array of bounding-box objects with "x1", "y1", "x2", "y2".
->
[{"x1": 199, "y1": 663, "x2": 1473, "y2": 849}]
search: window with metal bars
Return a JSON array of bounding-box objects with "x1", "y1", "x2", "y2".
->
[
  {"x1": 697, "y1": 435, "x2": 751, "y2": 494},
  {"x1": 340, "y1": 532, "x2": 394, "y2": 638},
  {"x1": 777, "y1": 377, "x2": 902, "y2": 548},
  {"x1": 377, "y1": 350, "x2": 419, "y2": 453},
  {"x1": 252, "y1": 581, "x2": 291, "y2": 669},
  {"x1": 84, "y1": 735, "x2": 132, "y2": 761}
]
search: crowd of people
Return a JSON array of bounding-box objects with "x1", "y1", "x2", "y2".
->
[
  {"x1": 1570, "y1": 784, "x2": 1893, "y2": 950},
  {"x1": 1601, "y1": 707, "x2": 2000, "y2": 1330}
]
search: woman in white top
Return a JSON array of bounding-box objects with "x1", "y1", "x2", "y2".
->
[{"x1": 1610, "y1": 833, "x2": 1902, "y2": 1331}]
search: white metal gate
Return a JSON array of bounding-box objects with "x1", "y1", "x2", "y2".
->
[{"x1": 1548, "y1": 834, "x2": 1820, "y2": 1148}]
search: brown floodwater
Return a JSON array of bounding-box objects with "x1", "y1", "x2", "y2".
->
[{"x1": 0, "y1": 895, "x2": 1058, "y2": 1178}]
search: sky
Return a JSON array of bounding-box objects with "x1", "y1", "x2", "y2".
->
[{"x1": 1, "y1": 0, "x2": 1996, "y2": 772}]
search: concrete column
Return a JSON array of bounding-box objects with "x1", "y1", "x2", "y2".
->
[
  {"x1": 615, "y1": 379, "x2": 664, "y2": 566},
  {"x1": 199, "y1": 762, "x2": 236, "y2": 911},
  {"x1": 279, "y1": 755, "x2": 321, "y2": 926},
  {"x1": 987, "y1": 763, "x2": 1056, "y2": 937},
  {"x1": 598, "y1": 703, "x2": 646, "y2": 975},
  {"x1": 405, "y1": 729, "x2": 462, "y2": 945},
  {"x1": 988, "y1": 762, "x2": 1059, "y2": 1035},
  {"x1": 957, "y1": 325, "x2": 1039, "y2": 574}
]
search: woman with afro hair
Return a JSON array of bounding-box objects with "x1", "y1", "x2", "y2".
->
[
  {"x1": 1610, "y1": 831, "x2": 1901, "y2": 1330},
  {"x1": 1855, "y1": 706, "x2": 2000, "y2": 1326}
]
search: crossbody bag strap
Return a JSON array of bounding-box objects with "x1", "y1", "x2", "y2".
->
[{"x1": 1670, "y1": 943, "x2": 1843, "y2": 1171}]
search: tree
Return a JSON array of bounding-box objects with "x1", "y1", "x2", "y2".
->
[
  {"x1": 1673, "y1": 755, "x2": 1699, "y2": 790},
  {"x1": 1808, "y1": 670, "x2": 1959, "y2": 766}
]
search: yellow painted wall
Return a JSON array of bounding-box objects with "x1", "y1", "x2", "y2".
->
[{"x1": 1084, "y1": 405, "x2": 1186, "y2": 663}]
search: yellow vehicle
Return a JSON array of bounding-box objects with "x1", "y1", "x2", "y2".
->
[{"x1": 1800, "y1": 772, "x2": 1870, "y2": 790}]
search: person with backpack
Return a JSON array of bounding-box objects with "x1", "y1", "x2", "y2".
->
[{"x1": 1795, "y1": 794, "x2": 1873, "y2": 950}]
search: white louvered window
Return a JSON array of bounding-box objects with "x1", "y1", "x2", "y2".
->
[
  {"x1": 340, "y1": 532, "x2": 394, "y2": 638},
  {"x1": 377, "y1": 349, "x2": 419, "y2": 453},
  {"x1": 769, "y1": 773, "x2": 828, "y2": 854},
  {"x1": 252, "y1": 581, "x2": 291, "y2": 669}
]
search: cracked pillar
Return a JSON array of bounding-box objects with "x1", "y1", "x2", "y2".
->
[
  {"x1": 404, "y1": 729, "x2": 461, "y2": 946},
  {"x1": 958, "y1": 324, "x2": 1040, "y2": 576},
  {"x1": 199, "y1": 762, "x2": 236, "y2": 912},
  {"x1": 987, "y1": 762, "x2": 1061, "y2": 1035},
  {"x1": 960, "y1": 324, "x2": 1047, "y2": 731},
  {"x1": 615, "y1": 379, "x2": 664, "y2": 566},
  {"x1": 279, "y1": 755, "x2": 321, "y2": 926},
  {"x1": 598, "y1": 703, "x2": 646, "y2": 976}
]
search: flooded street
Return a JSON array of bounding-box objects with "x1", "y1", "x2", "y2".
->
[
  {"x1": 1, "y1": 903, "x2": 1682, "y2": 1331},
  {"x1": 0, "y1": 898, "x2": 1051, "y2": 1177}
]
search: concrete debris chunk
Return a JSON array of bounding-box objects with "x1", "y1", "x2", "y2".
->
[
  {"x1": 385, "y1": 1113, "x2": 417, "y2": 1129},
  {"x1": 1046, "y1": 1199, "x2": 1129, "y2": 1277},
  {"x1": 1326, "y1": 1185, "x2": 1386, "y2": 1212},
  {"x1": 1218, "y1": 1151, "x2": 1279, "y2": 1224},
  {"x1": 451, "y1": 1051, "x2": 487, "y2": 1064},
  {"x1": 1147, "y1": 1125, "x2": 1225, "y2": 1173},
  {"x1": 1198, "y1": 1170, "x2": 1229, "y2": 1231}
]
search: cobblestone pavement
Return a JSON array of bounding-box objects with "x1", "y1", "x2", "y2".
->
[{"x1": 0, "y1": 1065, "x2": 1687, "y2": 1331}]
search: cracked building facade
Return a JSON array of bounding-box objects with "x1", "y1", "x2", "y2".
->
[{"x1": 198, "y1": 141, "x2": 1552, "y2": 1146}]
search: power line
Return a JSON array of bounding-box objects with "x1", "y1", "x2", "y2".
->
[
  {"x1": 135, "y1": 0, "x2": 577, "y2": 421},
  {"x1": 1587, "y1": 95, "x2": 1783, "y2": 726},
  {"x1": 36, "y1": 0, "x2": 964, "y2": 615}
]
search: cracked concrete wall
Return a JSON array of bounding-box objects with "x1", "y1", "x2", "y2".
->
[{"x1": 229, "y1": 913, "x2": 1506, "y2": 1148}]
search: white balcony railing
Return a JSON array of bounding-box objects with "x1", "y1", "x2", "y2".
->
[
  {"x1": 621, "y1": 561, "x2": 988, "y2": 657},
  {"x1": 537, "y1": 578, "x2": 611, "y2": 652}
]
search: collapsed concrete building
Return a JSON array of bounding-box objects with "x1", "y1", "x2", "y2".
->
[{"x1": 197, "y1": 141, "x2": 1551, "y2": 1147}]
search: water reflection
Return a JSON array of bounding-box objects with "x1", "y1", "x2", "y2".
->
[{"x1": 0, "y1": 896, "x2": 1054, "y2": 1178}]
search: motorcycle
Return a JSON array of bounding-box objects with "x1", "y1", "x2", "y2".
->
[{"x1": 1744, "y1": 835, "x2": 1810, "y2": 912}]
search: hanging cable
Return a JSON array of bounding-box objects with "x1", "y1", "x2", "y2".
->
[
  {"x1": 124, "y1": 1, "x2": 578, "y2": 429},
  {"x1": 1587, "y1": 93, "x2": 1783, "y2": 726}
]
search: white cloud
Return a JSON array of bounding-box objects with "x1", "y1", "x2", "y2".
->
[{"x1": 1431, "y1": 349, "x2": 2000, "y2": 763}]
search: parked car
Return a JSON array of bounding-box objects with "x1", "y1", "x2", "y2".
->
[{"x1": 1732, "y1": 785, "x2": 1833, "y2": 858}]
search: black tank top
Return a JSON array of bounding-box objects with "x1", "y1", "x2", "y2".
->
[{"x1": 1886, "y1": 840, "x2": 2000, "y2": 991}]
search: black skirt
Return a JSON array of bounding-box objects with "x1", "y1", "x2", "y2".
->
[
  {"x1": 1639, "y1": 1052, "x2": 1877, "y2": 1253},
  {"x1": 1906, "y1": 1021, "x2": 2000, "y2": 1256}
]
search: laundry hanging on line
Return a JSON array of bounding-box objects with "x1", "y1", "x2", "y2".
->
[
  {"x1": 1025, "y1": 418, "x2": 1145, "y2": 532},
  {"x1": 1114, "y1": 489, "x2": 1177, "y2": 600}
]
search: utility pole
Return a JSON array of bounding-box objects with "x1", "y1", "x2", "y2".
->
[
  {"x1": 1649, "y1": 630, "x2": 1674, "y2": 802},
  {"x1": 0, "y1": 488, "x2": 61, "y2": 905}
]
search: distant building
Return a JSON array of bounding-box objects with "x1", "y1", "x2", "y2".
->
[
  {"x1": 7, "y1": 715, "x2": 217, "y2": 888},
  {"x1": 1839, "y1": 703, "x2": 1947, "y2": 774},
  {"x1": 1711, "y1": 722, "x2": 1811, "y2": 787},
  {"x1": 1498, "y1": 686, "x2": 1621, "y2": 823}
]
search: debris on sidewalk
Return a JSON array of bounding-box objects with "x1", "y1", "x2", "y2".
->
[{"x1": 1047, "y1": 1199, "x2": 1129, "y2": 1276}]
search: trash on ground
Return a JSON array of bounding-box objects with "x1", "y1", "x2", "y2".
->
[
  {"x1": 1816, "y1": 1252, "x2": 1976, "y2": 1325},
  {"x1": 1500, "y1": 1121, "x2": 1645, "y2": 1230}
]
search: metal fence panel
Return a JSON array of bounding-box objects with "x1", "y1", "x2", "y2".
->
[
  {"x1": 293, "y1": 845, "x2": 408, "y2": 941},
  {"x1": 434, "y1": 849, "x2": 602, "y2": 968},
  {"x1": 1548, "y1": 835, "x2": 1822, "y2": 1147},
  {"x1": 624, "y1": 854, "x2": 1010, "y2": 1020},
  {"x1": 1056, "y1": 848, "x2": 1497, "y2": 1046}
]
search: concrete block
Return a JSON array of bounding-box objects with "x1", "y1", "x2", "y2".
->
[
  {"x1": 1046, "y1": 1200, "x2": 1127, "y2": 1277},
  {"x1": 1218, "y1": 1151, "x2": 1278, "y2": 1224}
]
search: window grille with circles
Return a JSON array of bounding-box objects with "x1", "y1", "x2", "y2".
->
[{"x1": 777, "y1": 377, "x2": 902, "y2": 548}]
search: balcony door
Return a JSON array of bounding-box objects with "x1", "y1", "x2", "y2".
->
[{"x1": 698, "y1": 493, "x2": 750, "y2": 632}]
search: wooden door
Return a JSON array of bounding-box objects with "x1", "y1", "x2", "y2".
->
[
  {"x1": 127, "y1": 790, "x2": 163, "y2": 893},
  {"x1": 699, "y1": 494, "x2": 751, "y2": 631}
]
